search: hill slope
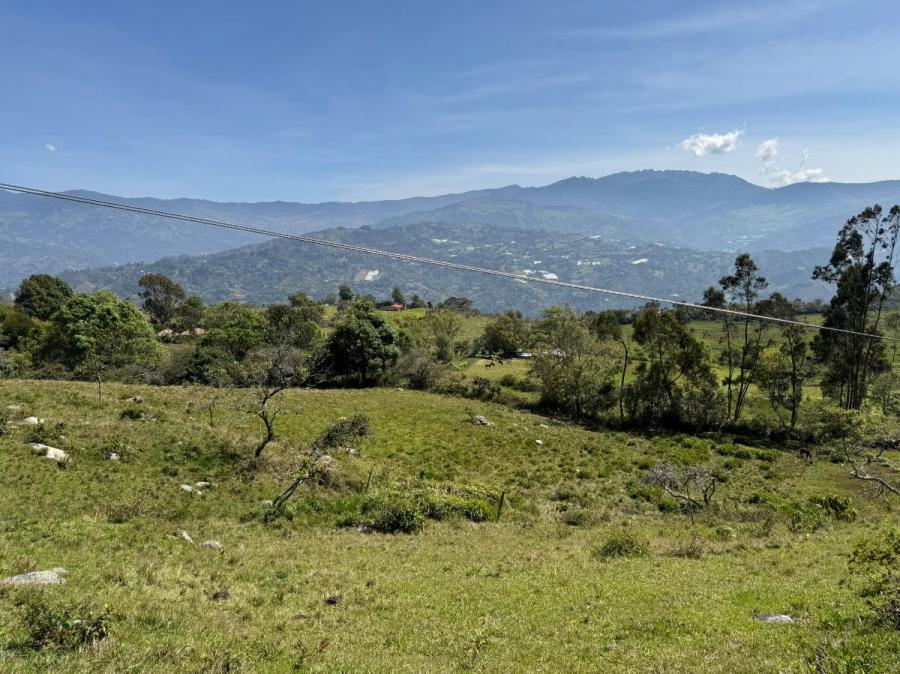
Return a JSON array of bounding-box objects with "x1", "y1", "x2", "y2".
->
[
  {"x1": 62, "y1": 221, "x2": 831, "y2": 313},
  {"x1": 0, "y1": 380, "x2": 896, "y2": 671}
]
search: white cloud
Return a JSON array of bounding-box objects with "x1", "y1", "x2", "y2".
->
[
  {"x1": 768, "y1": 167, "x2": 828, "y2": 186},
  {"x1": 679, "y1": 130, "x2": 743, "y2": 157},
  {"x1": 757, "y1": 140, "x2": 829, "y2": 186},
  {"x1": 45, "y1": 143, "x2": 56, "y2": 152},
  {"x1": 755, "y1": 138, "x2": 779, "y2": 161}
]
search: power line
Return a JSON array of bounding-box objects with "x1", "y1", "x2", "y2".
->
[{"x1": 1, "y1": 181, "x2": 895, "y2": 342}]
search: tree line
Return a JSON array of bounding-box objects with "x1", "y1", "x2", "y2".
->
[{"x1": 1, "y1": 204, "x2": 898, "y2": 436}]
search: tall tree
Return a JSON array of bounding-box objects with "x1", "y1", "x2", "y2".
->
[
  {"x1": 138, "y1": 273, "x2": 185, "y2": 327},
  {"x1": 424, "y1": 310, "x2": 462, "y2": 362},
  {"x1": 338, "y1": 284, "x2": 354, "y2": 302},
  {"x1": 14, "y1": 274, "x2": 73, "y2": 321},
  {"x1": 391, "y1": 286, "x2": 405, "y2": 306},
  {"x1": 45, "y1": 292, "x2": 159, "y2": 401},
  {"x1": 626, "y1": 307, "x2": 720, "y2": 427},
  {"x1": 480, "y1": 311, "x2": 529, "y2": 357},
  {"x1": 586, "y1": 311, "x2": 630, "y2": 420},
  {"x1": 719, "y1": 254, "x2": 768, "y2": 423},
  {"x1": 531, "y1": 306, "x2": 617, "y2": 420},
  {"x1": 755, "y1": 293, "x2": 815, "y2": 430},
  {"x1": 324, "y1": 300, "x2": 400, "y2": 386},
  {"x1": 812, "y1": 205, "x2": 900, "y2": 409}
]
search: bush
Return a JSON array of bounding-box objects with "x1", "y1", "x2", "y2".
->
[
  {"x1": 713, "y1": 526, "x2": 737, "y2": 542},
  {"x1": 312, "y1": 414, "x2": 370, "y2": 453},
  {"x1": 498, "y1": 373, "x2": 517, "y2": 387},
  {"x1": 16, "y1": 592, "x2": 110, "y2": 652},
  {"x1": 0, "y1": 408, "x2": 10, "y2": 437},
  {"x1": 362, "y1": 494, "x2": 425, "y2": 534},
  {"x1": 471, "y1": 377, "x2": 501, "y2": 401},
  {"x1": 559, "y1": 509, "x2": 594, "y2": 527},
  {"x1": 25, "y1": 421, "x2": 66, "y2": 446},
  {"x1": 787, "y1": 494, "x2": 857, "y2": 532},
  {"x1": 420, "y1": 494, "x2": 493, "y2": 522},
  {"x1": 119, "y1": 403, "x2": 145, "y2": 420},
  {"x1": 593, "y1": 529, "x2": 648, "y2": 559},
  {"x1": 850, "y1": 528, "x2": 900, "y2": 629}
]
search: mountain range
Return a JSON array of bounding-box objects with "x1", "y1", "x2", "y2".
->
[{"x1": 4, "y1": 170, "x2": 900, "y2": 311}]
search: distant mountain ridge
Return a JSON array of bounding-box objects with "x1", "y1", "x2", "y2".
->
[{"x1": 3, "y1": 169, "x2": 900, "y2": 291}]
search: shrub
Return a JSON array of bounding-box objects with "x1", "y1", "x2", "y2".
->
[
  {"x1": 850, "y1": 528, "x2": 900, "y2": 629},
  {"x1": 312, "y1": 414, "x2": 370, "y2": 453},
  {"x1": 361, "y1": 494, "x2": 425, "y2": 534},
  {"x1": 99, "y1": 434, "x2": 131, "y2": 461},
  {"x1": 670, "y1": 534, "x2": 706, "y2": 559},
  {"x1": 119, "y1": 403, "x2": 145, "y2": 420},
  {"x1": 471, "y1": 377, "x2": 501, "y2": 401},
  {"x1": 498, "y1": 373, "x2": 518, "y2": 387},
  {"x1": 0, "y1": 408, "x2": 10, "y2": 437},
  {"x1": 420, "y1": 494, "x2": 493, "y2": 522},
  {"x1": 16, "y1": 592, "x2": 110, "y2": 652},
  {"x1": 559, "y1": 509, "x2": 594, "y2": 527},
  {"x1": 787, "y1": 494, "x2": 856, "y2": 533},
  {"x1": 713, "y1": 526, "x2": 737, "y2": 542},
  {"x1": 25, "y1": 421, "x2": 66, "y2": 446},
  {"x1": 593, "y1": 529, "x2": 648, "y2": 559}
]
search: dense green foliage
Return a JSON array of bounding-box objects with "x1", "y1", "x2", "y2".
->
[
  {"x1": 324, "y1": 301, "x2": 400, "y2": 387},
  {"x1": 42, "y1": 291, "x2": 159, "y2": 376},
  {"x1": 813, "y1": 205, "x2": 900, "y2": 408},
  {"x1": 14, "y1": 274, "x2": 73, "y2": 321}
]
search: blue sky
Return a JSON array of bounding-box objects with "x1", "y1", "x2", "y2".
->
[{"x1": 2, "y1": 0, "x2": 899, "y2": 201}]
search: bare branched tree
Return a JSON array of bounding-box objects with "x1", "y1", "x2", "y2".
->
[
  {"x1": 843, "y1": 439, "x2": 900, "y2": 497},
  {"x1": 645, "y1": 462, "x2": 718, "y2": 524},
  {"x1": 265, "y1": 414, "x2": 370, "y2": 522}
]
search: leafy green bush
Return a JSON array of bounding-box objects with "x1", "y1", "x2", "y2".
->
[
  {"x1": 25, "y1": 421, "x2": 66, "y2": 446},
  {"x1": 312, "y1": 414, "x2": 370, "y2": 453},
  {"x1": 471, "y1": 377, "x2": 501, "y2": 401},
  {"x1": 713, "y1": 526, "x2": 737, "y2": 542},
  {"x1": 16, "y1": 592, "x2": 110, "y2": 652},
  {"x1": 787, "y1": 494, "x2": 857, "y2": 532},
  {"x1": 420, "y1": 493, "x2": 492, "y2": 522},
  {"x1": 0, "y1": 408, "x2": 10, "y2": 437},
  {"x1": 119, "y1": 403, "x2": 145, "y2": 420},
  {"x1": 716, "y1": 444, "x2": 777, "y2": 463},
  {"x1": 850, "y1": 528, "x2": 900, "y2": 629},
  {"x1": 498, "y1": 373, "x2": 518, "y2": 387},
  {"x1": 593, "y1": 529, "x2": 648, "y2": 559},
  {"x1": 361, "y1": 494, "x2": 425, "y2": 534}
]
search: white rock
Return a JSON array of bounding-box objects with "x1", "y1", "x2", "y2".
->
[
  {"x1": 178, "y1": 530, "x2": 194, "y2": 544},
  {"x1": 180, "y1": 484, "x2": 195, "y2": 493},
  {"x1": 317, "y1": 455, "x2": 335, "y2": 466},
  {"x1": 539, "y1": 423, "x2": 549, "y2": 429},
  {"x1": 2, "y1": 567, "x2": 67, "y2": 585},
  {"x1": 202, "y1": 540, "x2": 223, "y2": 550},
  {"x1": 195, "y1": 481, "x2": 211, "y2": 489},
  {"x1": 261, "y1": 499, "x2": 274, "y2": 507},
  {"x1": 108, "y1": 452, "x2": 120, "y2": 461},
  {"x1": 535, "y1": 439, "x2": 544, "y2": 446},
  {"x1": 473, "y1": 415, "x2": 495, "y2": 427},
  {"x1": 46, "y1": 447, "x2": 69, "y2": 463},
  {"x1": 22, "y1": 416, "x2": 43, "y2": 425},
  {"x1": 29, "y1": 443, "x2": 69, "y2": 464},
  {"x1": 754, "y1": 613, "x2": 796, "y2": 624}
]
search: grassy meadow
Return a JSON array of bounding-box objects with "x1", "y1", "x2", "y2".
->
[{"x1": 0, "y1": 379, "x2": 897, "y2": 672}]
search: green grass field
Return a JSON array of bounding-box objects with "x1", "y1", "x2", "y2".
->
[{"x1": 0, "y1": 379, "x2": 897, "y2": 672}]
